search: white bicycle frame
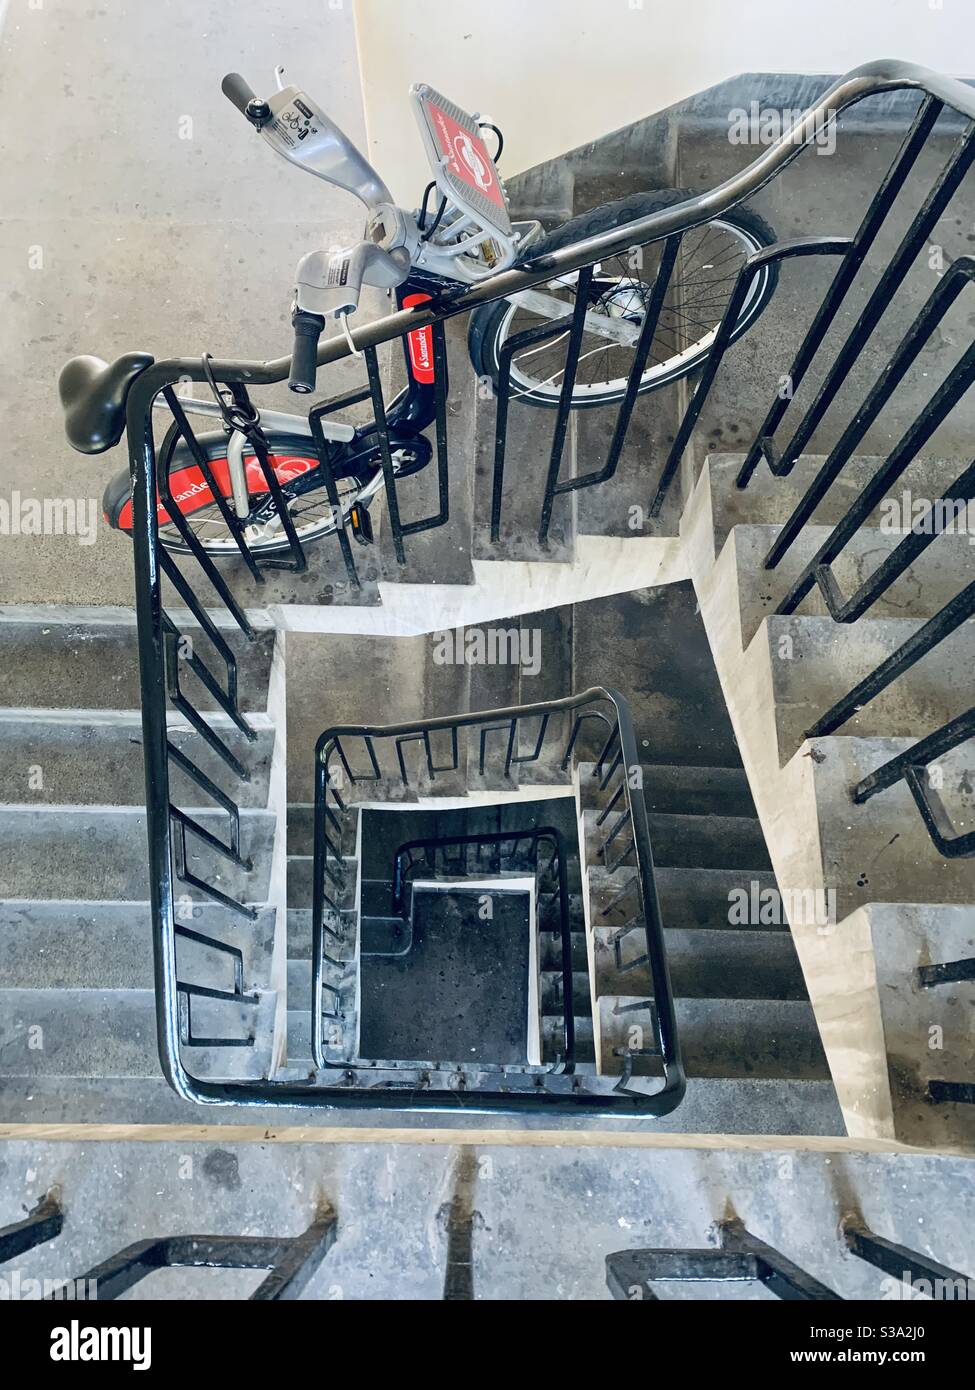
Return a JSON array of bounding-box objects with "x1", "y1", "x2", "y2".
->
[{"x1": 208, "y1": 69, "x2": 647, "y2": 519}]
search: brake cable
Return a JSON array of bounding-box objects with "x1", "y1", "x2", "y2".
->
[
  {"x1": 417, "y1": 180, "x2": 437, "y2": 231},
  {"x1": 421, "y1": 193, "x2": 448, "y2": 244},
  {"x1": 479, "y1": 121, "x2": 503, "y2": 163},
  {"x1": 200, "y1": 353, "x2": 262, "y2": 437}
]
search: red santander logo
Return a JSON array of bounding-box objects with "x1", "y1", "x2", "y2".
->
[{"x1": 403, "y1": 293, "x2": 435, "y2": 384}]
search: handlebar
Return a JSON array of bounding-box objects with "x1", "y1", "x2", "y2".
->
[
  {"x1": 221, "y1": 72, "x2": 271, "y2": 128},
  {"x1": 289, "y1": 309, "x2": 326, "y2": 394}
]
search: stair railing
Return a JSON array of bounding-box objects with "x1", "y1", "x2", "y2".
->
[
  {"x1": 690, "y1": 248, "x2": 975, "y2": 861},
  {"x1": 641, "y1": 77, "x2": 975, "y2": 863},
  {"x1": 310, "y1": 686, "x2": 682, "y2": 1114}
]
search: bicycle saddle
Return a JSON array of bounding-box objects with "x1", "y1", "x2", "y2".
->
[{"x1": 59, "y1": 351, "x2": 155, "y2": 454}]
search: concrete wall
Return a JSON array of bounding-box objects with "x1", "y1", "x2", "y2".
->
[
  {"x1": 354, "y1": 0, "x2": 975, "y2": 203},
  {"x1": 0, "y1": 0, "x2": 369, "y2": 605}
]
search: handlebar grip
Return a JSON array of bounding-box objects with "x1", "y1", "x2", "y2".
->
[
  {"x1": 289, "y1": 310, "x2": 326, "y2": 394},
  {"x1": 221, "y1": 72, "x2": 258, "y2": 116}
]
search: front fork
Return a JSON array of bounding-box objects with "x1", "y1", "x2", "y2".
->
[{"x1": 224, "y1": 276, "x2": 444, "y2": 519}]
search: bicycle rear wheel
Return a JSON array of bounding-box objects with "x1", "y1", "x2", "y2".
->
[{"x1": 104, "y1": 431, "x2": 388, "y2": 556}]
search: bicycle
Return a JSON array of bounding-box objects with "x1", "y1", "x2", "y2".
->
[{"x1": 58, "y1": 68, "x2": 778, "y2": 557}]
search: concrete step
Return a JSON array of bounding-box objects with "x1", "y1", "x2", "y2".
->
[
  {"x1": 593, "y1": 925, "x2": 806, "y2": 1000},
  {"x1": 0, "y1": 710, "x2": 275, "y2": 808},
  {"x1": 574, "y1": 387, "x2": 684, "y2": 541},
  {"x1": 540, "y1": 970, "x2": 592, "y2": 1017},
  {"x1": 464, "y1": 657, "x2": 520, "y2": 792},
  {"x1": 0, "y1": 901, "x2": 276, "y2": 991},
  {"x1": 730, "y1": 523, "x2": 974, "y2": 647},
  {"x1": 515, "y1": 608, "x2": 575, "y2": 787},
  {"x1": 287, "y1": 802, "x2": 360, "y2": 859},
  {"x1": 578, "y1": 760, "x2": 756, "y2": 817},
  {"x1": 676, "y1": 111, "x2": 975, "y2": 476},
  {"x1": 286, "y1": 906, "x2": 358, "y2": 959},
  {"x1": 0, "y1": 610, "x2": 276, "y2": 712},
  {"x1": 542, "y1": 1013, "x2": 595, "y2": 1065},
  {"x1": 286, "y1": 805, "x2": 314, "y2": 858},
  {"x1": 539, "y1": 929, "x2": 588, "y2": 973},
  {"x1": 647, "y1": 1077, "x2": 844, "y2": 1135},
  {"x1": 802, "y1": 735, "x2": 975, "y2": 920},
  {"x1": 572, "y1": 585, "x2": 743, "y2": 768},
  {"x1": 537, "y1": 891, "x2": 586, "y2": 935},
  {"x1": 595, "y1": 996, "x2": 829, "y2": 1080},
  {"x1": 286, "y1": 1005, "x2": 358, "y2": 1070},
  {"x1": 859, "y1": 901, "x2": 975, "y2": 1150},
  {"x1": 699, "y1": 454, "x2": 975, "y2": 562},
  {"x1": 287, "y1": 906, "x2": 314, "y2": 957},
  {"x1": 472, "y1": 397, "x2": 576, "y2": 564},
  {"x1": 287, "y1": 854, "x2": 357, "y2": 909},
  {"x1": 583, "y1": 807, "x2": 772, "y2": 872},
  {"x1": 641, "y1": 763, "x2": 755, "y2": 817},
  {"x1": 0, "y1": 1071, "x2": 845, "y2": 1134},
  {"x1": 762, "y1": 615, "x2": 975, "y2": 765},
  {"x1": 683, "y1": 477, "x2": 975, "y2": 1136},
  {"x1": 286, "y1": 950, "x2": 358, "y2": 1005},
  {"x1": 0, "y1": 806, "x2": 275, "y2": 903},
  {"x1": 284, "y1": 628, "x2": 457, "y2": 805},
  {"x1": 587, "y1": 865, "x2": 783, "y2": 931},
  {"x1": 0, "y1": 987, "x2": 275, "y2": 1079}
]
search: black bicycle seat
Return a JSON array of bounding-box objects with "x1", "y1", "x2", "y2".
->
[{"x1": 59, "y1": 351, "x2": 155, "y2": 454}]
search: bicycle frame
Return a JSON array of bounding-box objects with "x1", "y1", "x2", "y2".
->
[{"x1": 140, "y1": 277, "x2": 445, "y2": 528}]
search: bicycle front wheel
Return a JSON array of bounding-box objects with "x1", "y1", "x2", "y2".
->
[{"x1": 467, "y1": 188, "x2": 778, "y2": 409}]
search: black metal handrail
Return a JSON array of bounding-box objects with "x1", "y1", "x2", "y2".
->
[
  {"x1": 607, "y1": 1218, "x2": 974, "y2": 1300},
  {"x1": 60, "y1": 1211, "x2": 337, "y2": 1301},
  {"x1": 310, "y1": 686, "x2": 682, "y2": 1112},
  {"x1": 639, "y1": 81, "x2": 975, "y2": 864},
  {"x1": 0, "y1": 1192, "x2": 63, "y2": 1265},
  {"x1": 389, "y1": 825, "x2": 576, "y2": 1067}
]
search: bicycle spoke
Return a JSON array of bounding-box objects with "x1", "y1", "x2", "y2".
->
[{"x1": 503, "y1": 213, "x2": 765, "y2": 397}]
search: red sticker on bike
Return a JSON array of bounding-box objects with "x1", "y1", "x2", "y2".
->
[
  {"x1": 112, "y1": 454, "x2": 319, "y2": 530},
  {"x1": 424, "y1": 101, "x2": 506, "y2": 211},
  {"x1": 403, "y1": 292, "x2": 435, "y2": 384}
]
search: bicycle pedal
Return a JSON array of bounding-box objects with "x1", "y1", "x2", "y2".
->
[{"x1": 349, "y1": 502, "x2": 374, "y2": 546}]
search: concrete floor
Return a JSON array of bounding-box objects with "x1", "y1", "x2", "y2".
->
[
  {"x1": 1, "y1": 1138, "x2": 973, "y2": 1299},
  {"x1": 0, "y1": 0, "x2": 371, "y2": 604},
  {"x1": 359, "y1": 888, "x2": 532, "y2": 1064}
]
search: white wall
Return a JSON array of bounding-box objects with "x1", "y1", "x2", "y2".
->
[{"x1": 353, "y1": 0, "x2": 975, "y2": 204}]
